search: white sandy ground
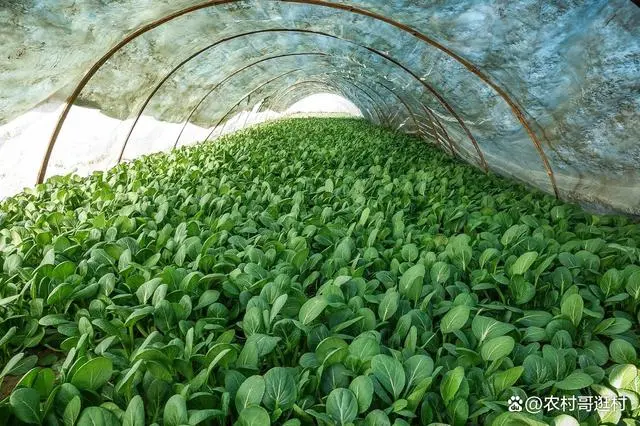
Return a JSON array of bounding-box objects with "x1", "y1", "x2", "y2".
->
[{"x1": 0, "y1": 93, "x2": 361, "y2": 200}]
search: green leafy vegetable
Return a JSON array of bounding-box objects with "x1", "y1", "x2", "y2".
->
[{"x1": 0, "y1": 118, "x2": 638, "y2": 425}]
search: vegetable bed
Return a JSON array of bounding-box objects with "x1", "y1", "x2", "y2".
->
[{"x1": 0, "y1": 118, "x2": 639, "y2": 426}]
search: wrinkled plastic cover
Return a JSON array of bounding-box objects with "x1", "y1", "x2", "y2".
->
[{"x1": 0, "y1": 1, "x2": 638, "y2": 213}]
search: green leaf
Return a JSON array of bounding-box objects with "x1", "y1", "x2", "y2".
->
[
  {"x1": 626, "y1": 271, "x2": 640, "y2": 299},
  {"x1": 479, "y1": 248, "x2": 500, "y2": 269},
  {"x1": 492, "y1": 366, "x2": 524, "y2": 395},
  {"x1": 270, "y1": 294, "x2": 288, "y2": 323},
  {"x1": 440, "y1": 305, "x2": 470, "y2": 334},
  {"x1": 47, "y1": 283, "x2": 74, "y2": 305},
  {"x1": 194, "y1": 290, "x2": 220, "y2": 310},
  {"x1": 263, "y1": 367, "x2": 296, "y2": 410},
  {"x1": 447, "y1": 397, "x2": 469, "y2": 426},
  {"x1": 518, "y1": 310, "x2": 553, "y2": 327},
  {"x1": 430, "y1": 262, "x2": 450, "y2": 284},
  {"x1": 404, "y1": 354, "x2": 434, "y2": 391},
  {"x1": 492, "y1": 412, "x2": 547, "y2": 426},
  {"x1": 554, "y1": 371, "x2": 593, "y2": 390},
  {"x1": 471, "y1": 315, "x2": 514, "y2": 344},
  {"x1": 501, "y1": 225, "x2": 528, "y2": 246},
  {"x1": 238, "y1": 406, "x2": 270, "y2": 426},
  {"x1": 592, "y1": 384, "x2": 622, "y2": 424},
  {"x1": 188, "y1": 409, "x2": 222, "y2": 425},
  {"x1": 364, "y1": 410, "x2": 391, "y2": 426},
  {"x1": 10, "y1": 387, "x2": 41, "y2": 424},
  {"x1": 348, "y1": 375, "x2": 373, "y2": 413},
  {"x1": 76, "y1": 406, "x2": 121, "y2": 426},
  {"x1": 63, "y1": 396, "x2": 81, "y2": 426},
  {"x1": 326, "y1": 388, "x2": 358, "y2": 426},
  {"x1": 400, "y1": 244, "x2": 419, "y2": 262},
  {"x1": 378, "y1": 290, "x2": 399, "y2": 321},
  {"x1": 440, "y1": 366, "x2": 464, "y2": 405},
  {"x1": 560, "y1": 294, "x2": 583, "y2": 327},
  {"x1": 124, "y1": 306, "x2": 154, "y2": 328},
  {"x1": 510, "y1": 251, "x2": 538, "y2": 275},
  {"x1": 135, "y1": 278, "x2": 162, "y2": 305},
  {"x1": 608, "y1": 364, "x2": 637, "y2": 390},
  {"x1": 371, "y1": 354, "x2": 405, "y2": 399},
  {"x1": 33, "y1": 367, "x2": 55, "y2": 398},
  {"x1": 551, "y1": 414, "x2": 580, "y2": 426},
  {"x1": 70, "y1": 357, "x2": 113, "y2": 391},
  {"x1": 609, "y1": 339, "x2": 637, "y2": 364},
  {"x1": 245, "y1": 334, "x2": 281, "y2": 357},
  {"x1": 242, "y1": 307, "x2": 263, "y2": 337},
  {"x1": 599, "y1": 268, "x2": 621, "y2": 296},
  {"x1": 595, "y1": 317, "x2": 632, "y2": 336},
  {"x1": 163, "y1": 394, "x2": 188, "y2": 426},
  {"x1": 235, "y1": 375, "x2": 266, "y2": 413},
  {"x1": 4, "y1": 253, "x2": 22, "y2": 274},
  {"x1": 1, "y1": 353, "x2": 32, "y2": 377},
  {"x1": 0, "y1": 294, "x2": 20, "y2": 307},
  {"x1": 480, "y1": 336, "x2": 515, "y2": 361},
  {"x1": 123, "y1": 395, "x2": 145, "y2": 426},
  {"x1": 237, "y1": 341, "x2": 259, "y2": 370},
  {"x1": 399, "y1": 263, "x2": 425, "y2": 301},
  {"x1": 298, "y1": 296, "x2": 328, "y2": 325},
  {"x1": 348, "y1": 335, "x2": 380, "y2": 361}
]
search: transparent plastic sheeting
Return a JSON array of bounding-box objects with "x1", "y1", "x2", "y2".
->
[{"x1": 0, "y1": 1, "x2": 638, "y2": 214}]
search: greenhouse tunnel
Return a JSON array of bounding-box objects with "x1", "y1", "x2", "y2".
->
[
  {"x1": 0, "y1": 1, "x2": 637, "y2": 214},
  {"x1": 3, "y1": 2, "x2": 640, "y2": 425}
]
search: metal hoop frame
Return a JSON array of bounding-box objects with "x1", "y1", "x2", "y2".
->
[{"x1": 37, "y1": 0, "x2": 558, "y2": 196}]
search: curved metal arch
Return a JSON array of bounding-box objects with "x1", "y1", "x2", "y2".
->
[
  {"x1": 119, "y1": 29, "x2": 336, "y2": 161},
  {"x1": 206, "y1": 69, "x2": 388, "y2": 141},
  {"x1": 193, "y1": 30, "x2": 489, "y2": 168},
  {"x1": 45, "y1": 25, "x2": 486, "y2": 179},
  {"x1": 267, "y1": 78, "x2": 464, "y2": 164},
  {"x1": 423, "y1": 106, "x2": 458, "y2": 158},
  {"x1": 260, "y1": 79, "x2": 376, "y2": 124},
  {"x1": 291, "y1": 0, "x2": 557, "y2": 193},
  {"x1": 374, "y1": 80, "x2": 425, "y2": 134},
  {"x1": 267, "y1": 80, "x2": 452, "y2": 162},
  {"x1": 394, "y1": 89, "x2": 454, "y2": 156},
  {"x1": 326, "y1": 78, "x2": 388, "y2": 127},
  {"x1": 240, "y1": 74, "x2": 409, "y2": 140},
  {"x1": 172, "y1": 55, "x2": 421, "y2": 150},
  {"x1": 356, "y1": 46, "x2": 488, "y2": 171},
  {"x1": 393, "y1": 87, "x2": 457, "y2": 158},
  {"x1": 303, "y1": 73, "x2": 394, "y2": 128},
  {"x1": 154, "y1": 27, "x2": 479, "y2": 166},
  {"x1": 324, "y1": 76, "x2": 417, "y2": 133},
  {"x1": 218, "y1": 80, "x2": 338, "y2": 138},
  {"x1": 168, "y1": 55, "x2": 384, "y2": 150},
  {"x1": 257, "y1": 71, "x2": 414, "y2": 132},
  {"x1": 409, "y1": 100, "x2": 448, "y2": 154},
  {"x1": 36, "y1": 0, "x2": 558, "y2": 197},
  {"x1": 124, "y1": 27, "x2": 467, "y2": 161},
  {"x1": 270, "y1": 78, "x2": 420, "y2": 135},
  {"x1": 201, "y1": 75, "x2": 384, "y2": 144},
  {"x1": 259, "y1": 72, "x2": 463, "y2": 159},
  {"x1": 331, "y1": 76, "x2": 456, "y2": 156},
  {"x1": 422, "y1": 104, "x2": 456, "y2": 156},
  {"x1": 203, "y1": 76, "x2": 383, "y2": 143},
  {"x1": 295, "y1": 72, "x2": 403, "y2": 129}
]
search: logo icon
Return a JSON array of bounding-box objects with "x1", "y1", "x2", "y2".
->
[{"x1": 508, "y1": 395, "x2": 523, "y2": 412}]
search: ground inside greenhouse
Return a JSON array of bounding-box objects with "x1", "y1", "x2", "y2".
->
[{"x1": 0, "y1": 118, "x2": 638, "y2": 425}]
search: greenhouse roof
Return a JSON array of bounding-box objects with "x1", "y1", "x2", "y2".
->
[{"x1": 0, "y1": 1, "x2": 639, "y2": 213}]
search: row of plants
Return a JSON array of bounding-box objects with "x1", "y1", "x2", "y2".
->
[{"x1": 0, "y1": 118, "x2": 638, "y2": 425}]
